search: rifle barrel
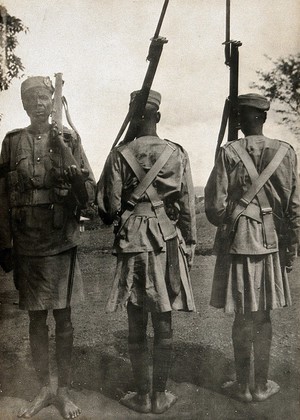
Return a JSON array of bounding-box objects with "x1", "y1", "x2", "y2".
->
[{"x1": 153, "y1": 0, "x2": 169, "y2": 39}]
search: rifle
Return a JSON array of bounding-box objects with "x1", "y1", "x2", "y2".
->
[
  {"x1": 51, "y1": 73, "x2": 89, "y2": 206},
  {"x1": 215, "y1": 0, "x2": 242, "y2": 162},
  {"x1": 51, "y1": 73, "x2": 87, "y2": 308},
  {"x1": 111, "y1": 0, "x2": 169, "y2": 149}
]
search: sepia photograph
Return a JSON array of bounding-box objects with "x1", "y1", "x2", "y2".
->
[{"x1": 0, "y1": 1, "x2": 299, "y2": 419}]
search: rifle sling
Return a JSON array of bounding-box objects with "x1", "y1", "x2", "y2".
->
[
  {"x1": 229, "y1": 142, "x2": 289, "y2": 249},
  {"x1": 62, "y1": 96, "x2": 80, "y2": 138},
  {"x1": 215, "y1": 98, "x2": 230, "y2": 162}
]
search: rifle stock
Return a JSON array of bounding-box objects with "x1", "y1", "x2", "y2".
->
[
  {"x1": 111, "y1": 0, "x2": 169, "y2": 149},
  {"x1": 51, "y1": 73, "x2": 89, "y2": 206},
  {"x1": 51, "y1": 73, "x2": 77, "y2": 168}
]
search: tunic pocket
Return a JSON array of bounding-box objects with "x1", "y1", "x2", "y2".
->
[{"x1": 7, "y1": 171, "x2": 25, "y2": 206}]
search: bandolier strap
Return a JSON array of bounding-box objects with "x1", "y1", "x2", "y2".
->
[{"x1": 229, "y1": 141, "x2": 289, "y2": 250}]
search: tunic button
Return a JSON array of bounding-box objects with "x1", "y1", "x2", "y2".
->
[
  {"x1": 37, "y1": 135, "x2": 42, "y2": 140},
  {"x1": 37, "y1": 157, "x2": 41, "y2": 162}
]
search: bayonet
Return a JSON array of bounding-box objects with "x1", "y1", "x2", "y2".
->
[
  {"x1": 111, "y1": 0, "x2": 169, "y2": 149},
  {"x1": 215, "y1": 0, "x2": 242, "y2": 162}
]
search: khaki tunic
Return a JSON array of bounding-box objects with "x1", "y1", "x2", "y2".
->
[
  {"x1": 0, "y1": 127, "x2": 96, "y2": 310},
  {"x1": 205, "y1": 135, "x2": 300, "y2": 313},
  {"x1": 97, "y1": 136, "x2": 197, "y2": 313}
]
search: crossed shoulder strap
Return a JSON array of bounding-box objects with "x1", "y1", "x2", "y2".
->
[
  {"x1": 119, "y1": 141, "x2": 177, "y2": 241},
  {"x1": 229, "y1": 141, "x2": 289, "y2": 249},
  {"x1": 120, "y1": 142, "x2": 183, "y2": 295}
]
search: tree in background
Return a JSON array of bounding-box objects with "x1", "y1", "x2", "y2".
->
[
  {"x1": 0, "y1": 5, "x2": 27, "y2": 91},
  {"x1": 251, "y1": 54, "x2": 300, "y2": 139}
]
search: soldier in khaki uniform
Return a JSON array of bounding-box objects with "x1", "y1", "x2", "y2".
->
[
  {"x1": 205, "y1": 93, "x2": 300, "y2": 403},
  {"x1": 97, "y1": 90, "x2": 197, "y2": 414},
  {"x1": 0, "y1": 76, "x2": 96, "y2": 419}
]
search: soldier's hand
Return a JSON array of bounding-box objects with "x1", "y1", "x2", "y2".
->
[
  {"x1": 285, "y1": 243, "x2": 298, "y2": 273},
  {"x1": 64, "y1": 165, "x2": 89, "y2": 184},
  {"x1": 64, "y1": 165, "x2": 82, "y2": 184},
  {"x1": 286, "y1": 250, "x2": 296, "y2": 273},
  {"x1": 64, "y1": 165, "x2": 89, "y2": 206},
  {"x1": 186, "y1": 244, "x2": 196, "y2": 271}
]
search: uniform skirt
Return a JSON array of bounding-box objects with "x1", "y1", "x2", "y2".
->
[
  {"x1": 210, "y1": 251, "x2": 291, "y2": 313},
  {"x1": 106, "y1": 245, "x2": 196, "y2": 313},
  {"x1": 15, "y1": 248, "x2": 84, "y2": 311}
]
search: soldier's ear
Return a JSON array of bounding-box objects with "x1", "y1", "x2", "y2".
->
[
  {"x1": 156, "y1": 111, "x2": 161, "y2": 123},
  {"x1": 22, "y1": 101, "x2": 30, "y2": 115},
  {"x1": 22, "y1": 98, "x2": 28, "y2": 111},
  {"x1": 263, "y1": 112, "x2": 267, "y2": 123}
]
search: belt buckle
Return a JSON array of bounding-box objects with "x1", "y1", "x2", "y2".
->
[
  {"x1": 152, "y1": 200, "x2": 164, "y2": 209},
  {"x1": 239, "y1": 197, "x2": 250, "y2": 207},
  {"x1": 126, "y1": 200, "x2": 136, "y2": 210},
  {"x1": 261, "y1": 207, "x2": 272, "y2": 215}
]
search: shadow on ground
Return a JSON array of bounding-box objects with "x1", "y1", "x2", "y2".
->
[{"x1": 70, "y1": 331, "x2": 234, "y2": 400}]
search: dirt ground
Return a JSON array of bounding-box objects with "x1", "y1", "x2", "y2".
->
[{"x1": 0, "y1": 225, "x2": 299, "y2": 420}]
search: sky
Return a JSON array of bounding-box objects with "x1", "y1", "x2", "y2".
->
[{"x1": 0, "y1": 0, "x2": 299, "y2": 186}]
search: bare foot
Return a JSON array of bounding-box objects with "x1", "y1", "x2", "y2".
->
[
  {"x1": 120, "y1": 392, "x2": 151, "y2": 413},
  {"x1": 152, "y1": 390, "x2": 178, "y2": 414},
  {"x1": 18, "y1": 385, "x2": 54, "y2": 418},
  {"x1": 252, "y1": 380, "x2": 280, "y2": 402},
  {"x1": 222, "y1": 380, "x2": 252, "y2": 403},
  {"x1": 56, "y1": 387, "x2": 81, "y2": 419}
]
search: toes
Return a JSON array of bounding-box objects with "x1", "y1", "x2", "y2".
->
[
  {"x1": 69, "y1": 409, "x2": 81, "y2": 419},
  {"x1": 64, "y1": 406, "x2": 81, "y2": 419},
  {"x1": 18, "y1": 405, "x2": 31, "y2": 418},
  {"x1": 17, "y1": 409, "x2": 26, "y2": 418}
]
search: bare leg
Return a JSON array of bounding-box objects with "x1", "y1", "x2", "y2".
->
[
  {"x1": 225, "y1": 313, "x2": 252, "y2": 402},
  {"x1": 151, "y1": 311, "x2": 178, "y2": 414},
  {"x1": 18, "y1": 311, "x2": 54, "y2": 418},
  {"x1": 53, "y1": 308, "x2": 81, "y2": 419},
  {"x1": 120, "y1": 303, "x2": 151, "y2": 413},
  {"x1": 252, "y1": 311, "x2": 280, "y2": 401}
]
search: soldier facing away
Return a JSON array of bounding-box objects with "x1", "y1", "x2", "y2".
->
[
  {"x1": 0, "y1": 76, "x2": 96, "y2": 419},
  {"x1": 205, "y1": 93, "x2": 300, "y2": 402},
  {"x1": 96, "y1": 90, "x2": 197, "y2": 414}
]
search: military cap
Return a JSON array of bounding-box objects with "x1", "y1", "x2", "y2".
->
[
  {"x1": 130, "y1": 89, "x2": 161, "y2": 109},
  {"x1": 21, "y1": 76, "x2": 54, "y2": 101},
  {"x1": 238, "y1": 93, "x2": 270, "y2": 111}
]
